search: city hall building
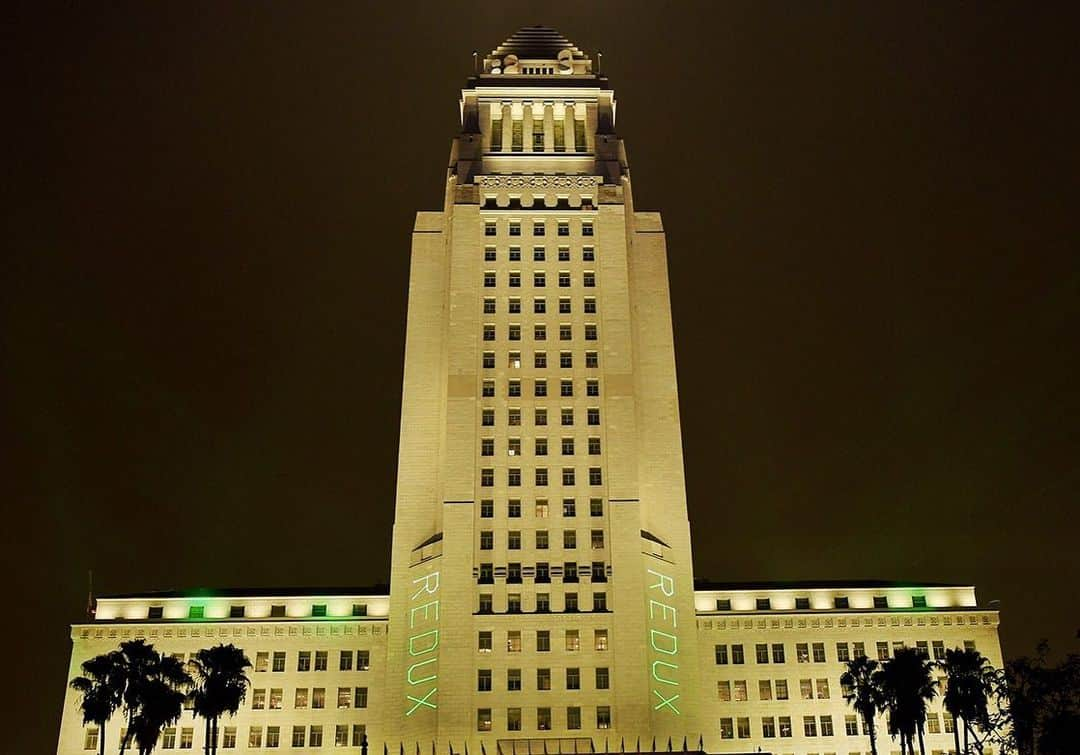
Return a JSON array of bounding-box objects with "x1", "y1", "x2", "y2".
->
[{"x1": 57, "y1": 27, "x2": 1004, "y2": 755}]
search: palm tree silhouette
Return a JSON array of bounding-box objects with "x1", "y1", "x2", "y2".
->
[
  {"x1": 876, "y1": 647, "x2": 937, "y2": 754},
  {"x1": 188, "y1": 644, "x2": 252, "y2": 755},
  {"x1": 939, "y1": 647, "x2": 992, "y2": 755},
  {"x1": 70, "y1": 651, "x2": 125, "y2": 755},
  {"x1": 841, "y1": 655, "x2": 883, "y2": 755},
  {"x1": 114, "y1": 640, "x2": 191, "y2": 754},
  {"x1": 130, "y1": 675, "x2": 187, "y2": 754}
]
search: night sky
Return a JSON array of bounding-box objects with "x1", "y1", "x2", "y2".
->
[{"x1": 6, "y1": 2, "x2": 1079, "y2": 750}]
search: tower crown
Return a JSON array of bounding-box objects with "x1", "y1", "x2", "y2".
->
[{"x1": 482, "y1": 25, "x2": 593, "y2": 76}]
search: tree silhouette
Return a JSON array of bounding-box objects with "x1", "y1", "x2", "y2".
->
[
  {"x1": 130, "y1": 676, "x2": 186, "y2": 755},
  {"x1": 939, "y1": 647, "x2": 992, "y2": 754},
  {"x1": 70, "y1": 651, "x2": 125, "y2": 755},
  {"x1": 113, "y1": 640, "x2": 191, "y2": 754},
  {"x1": 875, "y1": 647, "x2": 937, "y2": 754},
  {"x1": 841, "y1": 655, "x2": 883, "y2": 755},
  {"x1": 188, "y1": 644, "x2": 252, "y2": 755}
]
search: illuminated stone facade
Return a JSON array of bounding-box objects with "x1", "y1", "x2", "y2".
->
[{"x1": 56, "y1": 27, "x2": 1003, "y2": 755}]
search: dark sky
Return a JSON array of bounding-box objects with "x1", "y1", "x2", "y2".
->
[{"x1": 5, "y1": 2, "x2": 1079, "y2": 750}]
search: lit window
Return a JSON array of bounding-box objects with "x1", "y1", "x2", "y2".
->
[
  {"x1": 507, "y1": 631, "x2": 522, "y2": 652},
  {"x1": 565, "y1": 630, "x2": 580, "y2": 651},
  {"x1": 594, "y1": 629, "x2": 608, "y2": 650},
  {"x1": 563, "y1": 499, "x2": 576, "y2": 516},
  {"x1": 477, "y1": 709, "x2": 492, "y2": 732},
  {"x1": 311, "y1": 688, "x2": 325, "y2": 709},
  {"x1": 294, "y1": 688, "x2": 308, "y2": 709},
  {"x1": 535, "y1": 500, "x2": 549, "y2": 518}
]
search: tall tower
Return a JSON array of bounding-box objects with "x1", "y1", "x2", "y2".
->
[{"x1": 385, "y1": 26, "x2": 702, "y2": 747}]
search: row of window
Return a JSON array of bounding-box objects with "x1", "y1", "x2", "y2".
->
[
  {"x1": 478, "y1": 590, "x2": 608, "y2": 613},
  {"x1": 715, "y1": 639, "x2": 977, "y2": 665},
  {"x1": 717, "y1": 678, "x2": 833, "y2": 702},
  {"x1": 251, "y1": 686, "x2": 367, "y2": 710},
  {"x1": 477, "y1": 705, "x2": 610, "y2": 732},
  {"x1": 252, "y1": 650, "x2": 369, "y2": 673},
  {"x1": 483, "y1": 323, "x2": 599, "y2": 341},
  {"x1": 480, "y1": 560, "x2": 607, "y2": 583},
  {"x1": 483, "y1": 378, "x2": 600, "y2": 398},
  {"x1": 155, "y1": 602, "x2": 369, "y2": 621},
  {"x1": 483, "y1": 246, "x2": 595, "y2": 262},
  {"x1": 480, "y1": 529, "x2": 606, "y2": 550},
  {"x1": 715, "y1": 594, "x2": 932, "y2": 611},
  {"x1": 484, "y1": 296, "x2": 596, "y2": 314},
  {"x1": 478, "y1": 628, "x2": 608, "y2": 652},
  {"x1": 481, "y1": 407, "x2": 601, "y2": 427},
  {"x1": 484, "y1": 220, "x2": 593, "y2": 237},
  {"x1": 481, "y1": 467, "x2": 603, "y2": 487},
  {"x1": 478, "y1": 666, "x2": 610, "y2": 692},
  {"x1": 85, "y1": 724, "x2": 367, "y2": 750},
  {"x1": 483, "y1": 437, "x2": 602, "y2": 457},
  {"x1": 479, "y1": 498, "x2": 604, "y2": 518},
  {"x1": 486, "y1": 351, "x2": 599, "y2": 369},
  {"x1": 488, "y1": 115, "x2": 589, "y2": 154},
  {"x1": 483, "y1": 271, "x2": 596, "y2": 288},
  {"x1": 718, "y1": 710, "x2": 956, "y2": 739}
]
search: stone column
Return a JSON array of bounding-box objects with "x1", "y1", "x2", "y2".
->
[
  {"x1": 564, "y1": 102, "x2": 576, "y2": 153},
  {"x1": 501, "y1": 102, "x2": 513, "y2": 153},
  {"x1": 543, "y1": 102, "x2": 554, "y2": 152},
  {"x1": 523, "y1": 102, "x2": 534, "y2": 152}
]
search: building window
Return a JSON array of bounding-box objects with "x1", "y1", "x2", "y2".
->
[
  {"x1": 337, "y1": 687, "x2": 351, "y2": 709},
  {"x1": 873, "y1": 595, "x2": 889, "y2": 608},
  {"x1": 481, "y1": 468, "x2": 494, "y2": 487},
  {"x1": 507, "y1": 707, "x2": 522, "y2": 732},
  {"x1": 563, "y1": 498, "x2": 576, "y2": 517},
  {"x1": 796, "y1": 643, "x2": 810, "y2": 663},
  {"x1": 188, "y1": 605, "x2": 204, "y2": 619},
  {"x1": 592, "y1": 592, "x2": 607, "y2": 611},
  {"x1": 775, "y1": 679, "x2": 789, "y2": 700},
  {"x1": 591, "y1": 530, "x2": 605, "y2": 549},
  {"x1": 84, "y1": 728, "x2": 99, "y2": 751},
  {"x1": 509, "y1": 468, "x2": 521, "y2": 486},
  {"x1": 558, "y1": 247, "x2": 570, "y2": 261},
  {"x1": 584, "y1": 297, "x2": 596, "y2": 314},
  {"x1": 557, "y1": 221, "x2": 569, "y2": 236},
  {"x1": 759, "y1": 679, "x2": 773, "y2": 700},
  {"x1": 148, "y1": 606, "x2": 163, "y2": 619},
  {"x1": 762, "y1": 717, "x2": 776, "y2": 738},
  {"x1": 772, "y1": 643, "x2": 785, "y2": 663},
  {"x1": 534, "y1": 297, "x2": 546, "y2": 313},
  {"x1": 508, "y1": 325, "x2": 521, "y2": 342},
  {"x1": 595, "y1": 629, "x2": 609, "y2": 650},
  {"x1": 534, "y1": 324, "x2": 546, "y2": 341},
  {"x1": 536, "y1": 592, "x2": 550, "y2": 612},
  {"x1": 715, "y1": 644, "x2": 728, "y2": 665},
  {"x1": 535, "y1": 408, "x2": 547, "y2": 425},
  {"x1": 485, "y1": 222, "x2": 496, "y2": 236},
  {"x1": 877, "y1": 641, "x2": 890, "y2": 661},
  {"x1": 356, "y1": 651, "x2": 369, "y2": 670},
  {"x1": 737, "y1": 718, "x2": 750, "y2": 739},
  {"x1": 566, "y1": 667, "x2": 580, "y2": 690},
  {"x1": 509, "y1": 297, "x2": 521, "y2": 313},
  {"x1": 508, "y1": 437, "x2": 521, "y2": 456},
  {"x1": 567, "y1": 706, "x2": 581, "y2": 730},
  {"x1": 308, "y1": 727, "x2": 322, "y2": 748},
  {"x1": 533, "y1": 221, "x2": 545, "y2": 236},
  {"x1": 537, "y1": 707, "x2": 551, "y2": 731},
  {"x1": 558, "y1": 272, "x2": 571, "y2": 288},
  {"x1": 534, "y1": 379, "x2": 547, "y2": 397},
  {"x1": 834, "y1": 595, "x2": 850, "y2": 608},
  {"x1": 562, "y1": 468, "x2": 576, "y2": 485},
  {"x1": 582, "y1": 221, "x2": 593, "y2": 236},
  {"x1": 537, "y1": 668, "x2": 551, "y2": 689},
  {"x1": 584, "y1": 324, "x2": 597, "y2": 341},
  {"x1": 756, "y1": 598, "x2": 771, "y2": 610},
  {"x1": 583, "y1": 246, "x2": 595, "y2": 261},
  {"x1": 565, "y1": 629, "x2": 580, "y2": 651},
  {"x1": 482, "y1": 380, "x2": 495, "y2": 397},
  {"x1": 731, "y1": 644, "x2": 744, "y2": 664},
  {"x1": 817, "y1": 678, "x2": 830, "y2": 699},
  {"x1": 560, "y1": 379, "x2": 573, "y2": 396},
  {"x1": 508, "y1": 351, "x2": 521, "y2": 368},
  {"x1": 507, "y1": 668, "x2": 522, "y2": 691},
  {"x1": 820, "y1": 715, "x2": 834, "y2": 736},
  {"x1": 559, "y1": 297, "x2": 571, "y2": 313},
  {"x1": 484, "y1": 272, "x2": 496, "y2": 288},
  {"x1": 719, "y1": 718, "x2": 733, "y2": 739},
  {"x1": 478, "y1": 631, "x2": 492, "y2": 652},
  {"x1": 585, "y1": 351, "x2": 598, "y2": 368},
  {"x1": 481, "y1": 409, "x2": 494, "y2": 426},
  {"x1": 803, "y1": 716, "x2": 817, "y2": 737},
  {"x1": 312, "y1": 688, "x2": 325, "y2": 709},
  {"x1": 535, "y1": 352, "x2": 547, "y2": 368},
  {"x1": 537, "y1": 630, "x2": 551, "y2": 651},
  {"x1": 534, "y1": 247, "x2": 545, "y2": 261},
  {"x1": 507, "y1": 585, "x2": 522, "y2": 607},
  {"x1": 478, "y1": 594, "x2": 492, "y2": 613},
  {"x1": 483, "y1": 298, "x2": 496, "y2": 314},
  {"x1": 484, "y1": 247, "x2": 497, "y2": 261},
  {"x1": 509, "y1": 222, "x2": 521, "y2": 236},
  {"x1": 812, "y1": 642, "x2": 826, "y2": 662},
  {"x1": 560, "y1": 352, "x2": 573, "y2": 368},
  {"x1": 482, "y1": 352, "x2": 495, "y2": 369},
  {"x1": 756, "y1": 643, "x2": 769, "y2": 664},
  {"x1": 479, "y1": 563, "x2": 493, "y2": 583},
  {"x1": 588, "y1": 468, "x2": 602, "y2": 485},
  {"x1": 480, "y1": 499, "x2": 494, "y2": 518},
  {"x1": 587, "y1": 408, "x2": 600, "y2": 425},
  {"x1": 561, "y1": 408, "x2": 574, "y2": 426},
  {"x1": 481, "y1": 438, "x2": 494, "y2": 457},
  {"x1": 477, "y1": 709, "x2": 492, "y2": 732},
  {"x1": 294, "y1": 688, "x2": 308, "y2": 709},
  {"x1": 912, "y1": 595, "x2": 928, "y2": 608},
  {"x1": 270, "y1": 605, "x2": 286, "y2": 618},
  {"x1": 507, "y1": 631, "x2": 522, "y2": 652},
  {"x1": 583, "y1": 272, "x2": 595, "y2": 287},
  {"x1": 480, "y1": 531, "x2": 493, "y2": 550},
  {"x1": 565, "y1": 592, "x2": 579, "y2": 612},
  {"x1": 508, "y1": 407, "x2": 521, "y2": 426},
  {"x1": 927, "y1": 712, "x2": 941, "y2": 734},
  {"x1": 563, "y1": 530, "x2": 577, "y2": 549},
  {"x1": 586, "y1": 379, "x2": 599, "y2": 396},
  {"x1": 734, "y1": 680, "x2": 748, "y2": 701},
  {"x1": 597, "y1": 705, "x2": 611, "y2": 729},
  {"x1": 297, "y1": 652, "x2": 311, "y2": 672},
  {"x1": 536, "y1": 558, "x2": 550, "y2": 579},
  {"x1": 800, "y1": 678, "x2": 814, "y2": 699},
  {"x1": 592, "y1": 666, "x2": 611, "y2": 690},
  {"x1": 534, "y1": 272, "x2": 546, "y2": 287},
  {"x1": 933, "y1": 640, "x2": 946, "y2": 660},
  {"x1": 837, "y1": 642, "x2": 850, "y2": 662},
  {"x1": 535, "y1": 500, "x2": 549, "y2": 517},
  {"x1": 535, "y1": 468, "x2": 548, "y2": 486},
  {"x1": 535, "y1": 437, "x2": 548, "y2": 456},
  {"x1": 716, "y1": 598, "x2": 731, "y2": 610}
]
